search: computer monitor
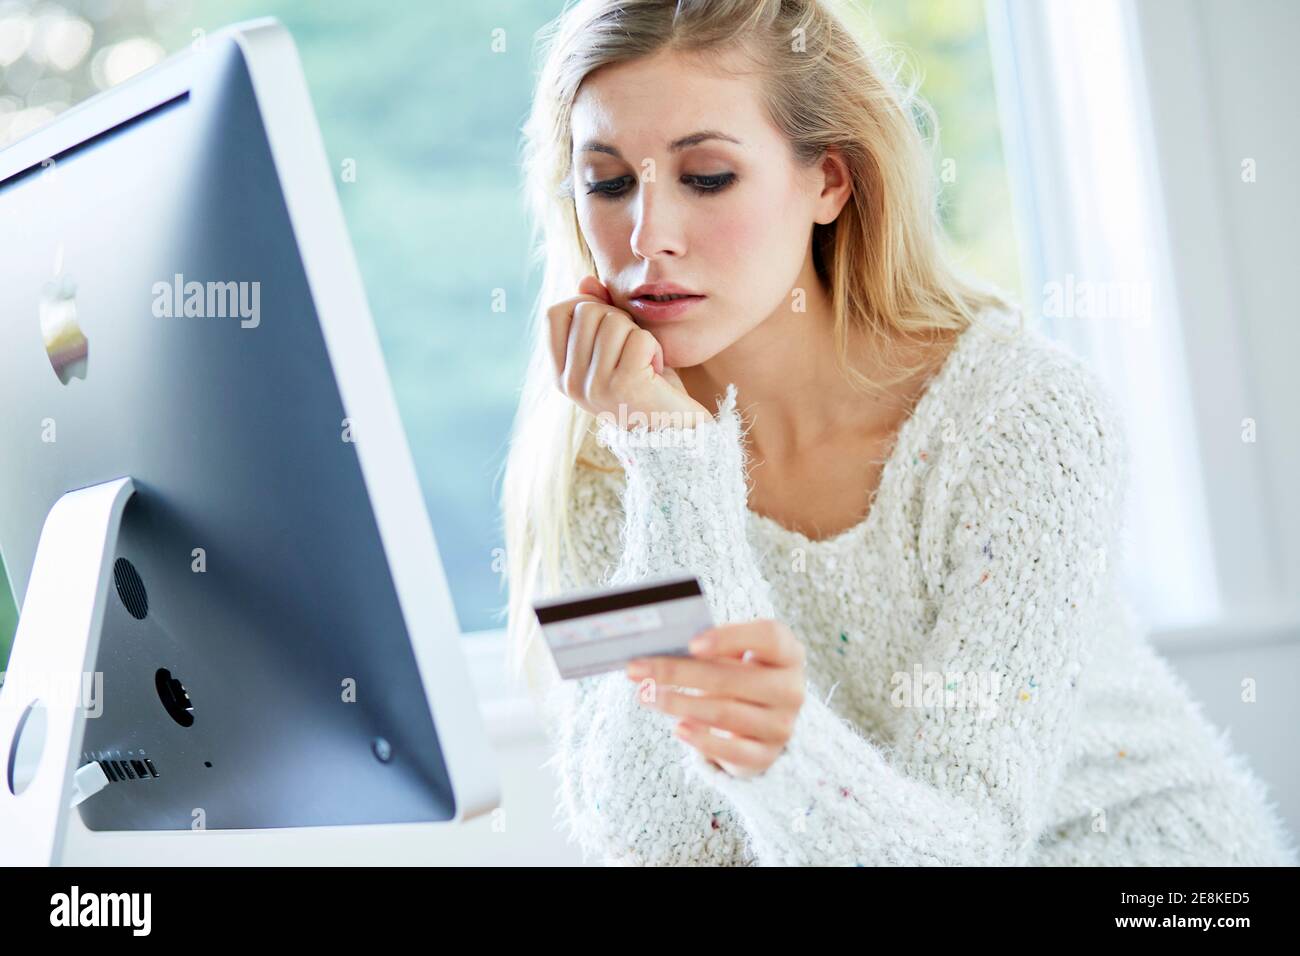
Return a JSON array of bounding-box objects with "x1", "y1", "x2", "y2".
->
[{"x1": 0, "y1": 19, "x2": 498, "y2": 842}]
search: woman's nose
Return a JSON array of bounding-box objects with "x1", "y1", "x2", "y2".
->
[{"x1": 629, "y1": 182, "x2": 685, "y2": 261}]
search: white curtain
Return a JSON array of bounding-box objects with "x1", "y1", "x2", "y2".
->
[{"x1": 985, "y1": 0, "x2": 1220, "y2": 631}]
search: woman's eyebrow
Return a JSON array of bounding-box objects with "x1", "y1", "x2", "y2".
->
[{"x1": 577, "y1": 130, "x2": 743, "y2": 159}]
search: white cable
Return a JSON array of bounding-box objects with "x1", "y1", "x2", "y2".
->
[{"x1": 69, "y1": 761, "x2": 111, "y2": 808}]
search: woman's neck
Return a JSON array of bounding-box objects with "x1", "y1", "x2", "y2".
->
[{"x1": 678, "y1": 257, "x2": 952, "y2": 460}]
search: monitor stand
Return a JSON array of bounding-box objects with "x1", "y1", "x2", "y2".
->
[{"x1": 0, "y1": 476, "x2": 135, "y2": 865}]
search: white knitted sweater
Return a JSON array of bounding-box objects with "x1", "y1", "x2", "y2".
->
[{"x1": 533, "y1": 309, "x2": 1298, "y2": 866}]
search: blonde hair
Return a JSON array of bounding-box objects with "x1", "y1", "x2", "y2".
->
[{"x1": 499, "y1": 0, "x2": 1019, "y2": 697}]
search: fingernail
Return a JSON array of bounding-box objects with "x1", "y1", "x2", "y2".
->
[
  {"x1": 626, "y1": 661, "x2": 650, "y2": 680},
  {"x1": 689, "y1": 635, "x2": 712, "y2": 655}
]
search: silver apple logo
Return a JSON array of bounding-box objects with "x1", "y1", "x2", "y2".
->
[{"x1": 40, "y1": 245, "x2": 88, "y2": 385}]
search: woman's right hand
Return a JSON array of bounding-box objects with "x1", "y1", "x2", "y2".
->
[{"x1": 547, "y1": 274, "x2": 712, "y2": 429}]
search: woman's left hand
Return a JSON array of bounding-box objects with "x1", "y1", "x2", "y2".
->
[{"x1": 626, "y1": 619, "x2": 806, "y2": 778}]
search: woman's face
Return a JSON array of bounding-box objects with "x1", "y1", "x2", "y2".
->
[{"x1": 570, "y1": 47, "x2": 845, "y2": 369}]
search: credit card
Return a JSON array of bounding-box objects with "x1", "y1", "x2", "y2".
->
[{"x1": 532, "y1": 573, "x2": 715, "y2": 679}]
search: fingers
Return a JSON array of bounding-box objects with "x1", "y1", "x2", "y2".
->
[
  {"x1": 547, "y1": 275, "x2": 641, "y2": 401},
  {"x1": 589, "y1": 306, "x2": 636, "y2": 386},
  {"x1": 545, "y1": 276, "x2": 611, "y2": 381},
  {"x1": 545, "y1": 295, "x2": 593, "y2": 380},
  {"x1": 689, "y1": 621, "x2": 807, "y2": 668},
  {"x1": 578, "y1": 273, "x2": 612, "y2": 304},
  {"x1": 564, "y1": 300, "x2": 609, "y2": 394},
  {"x1": 547, "y1": 297, "x2": 615, "y2": 391},
  {"x1": 640, "y1": 684, "x2": 795, "y2": 743},
  {"x1": 626, "y1": 654, "x2": 802, "y2": 709},
  {"x1": 675, "y1": 721, "x2": 782, "y2": 774},
  {"x1": 618, "y1": 325, "x2": 663, "y2": 378},
  {"x1": 631, "y1": 618, "x2": 807, "y2": 777}
]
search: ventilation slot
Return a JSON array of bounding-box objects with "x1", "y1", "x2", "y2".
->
[{"x1": 113, "y1": 557, "x2": 148, "y2": 620}]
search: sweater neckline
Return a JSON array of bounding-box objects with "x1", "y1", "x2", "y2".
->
[{"x1": 743, "y1": 314, "x2": 989, "y2": 550}]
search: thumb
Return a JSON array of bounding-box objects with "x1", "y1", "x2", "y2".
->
[{"x1": 577, "y1": 274, "x2": 612, "y2": 304}]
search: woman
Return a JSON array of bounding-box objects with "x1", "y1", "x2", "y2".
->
[{"x1": 500, "y1": 0, "x2": 1297, "y2": 866}]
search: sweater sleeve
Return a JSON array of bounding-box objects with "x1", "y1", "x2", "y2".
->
[
  {"x1": 536, "y1": 382, "x2": 780, "y2": 865},
  {"x1": 594, "y1": 382, "x2": 779, "y2": 618},
  {"x1": 680, "y1": 364, "x2": 1129, "y2": 866}
]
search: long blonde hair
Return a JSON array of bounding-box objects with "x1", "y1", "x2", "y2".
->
[{"x1": 500, "y1": 0, "x2": 1017, "y2": 696}]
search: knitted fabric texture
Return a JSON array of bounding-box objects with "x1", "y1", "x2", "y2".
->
[{"x1": 533, "y1": 309, "x2": 1299, "y2": 867}]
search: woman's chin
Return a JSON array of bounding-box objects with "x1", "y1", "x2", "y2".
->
[
  {"x1": 658, "y1": 346, "x2": 699, "y2": 371},
  {"x1": 650, "y1": 331, "x2": 711, "y2": 371}
]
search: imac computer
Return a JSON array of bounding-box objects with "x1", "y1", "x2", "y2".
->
[{"x1": 0, "y1": 19, "x2": 499, "y2": 864}]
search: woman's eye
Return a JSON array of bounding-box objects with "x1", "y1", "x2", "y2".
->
[
  {"x1": 585, "y1": 175, "x2": 634, "y2": 198},
  {"x1": 583, "y1": 171, "x2": 738, "y2": 200},
  {"x1": 682, "y1": 172, "x2": 737, "y2": 194}
]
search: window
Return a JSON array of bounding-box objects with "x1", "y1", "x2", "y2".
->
[{"x1": 986, "y1": 0, "x2": 1222, "y2": 631}]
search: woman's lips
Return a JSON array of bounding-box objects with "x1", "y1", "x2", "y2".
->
[{"x1": 626, "y1": 294, "x2": 706, "y2": 321}]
